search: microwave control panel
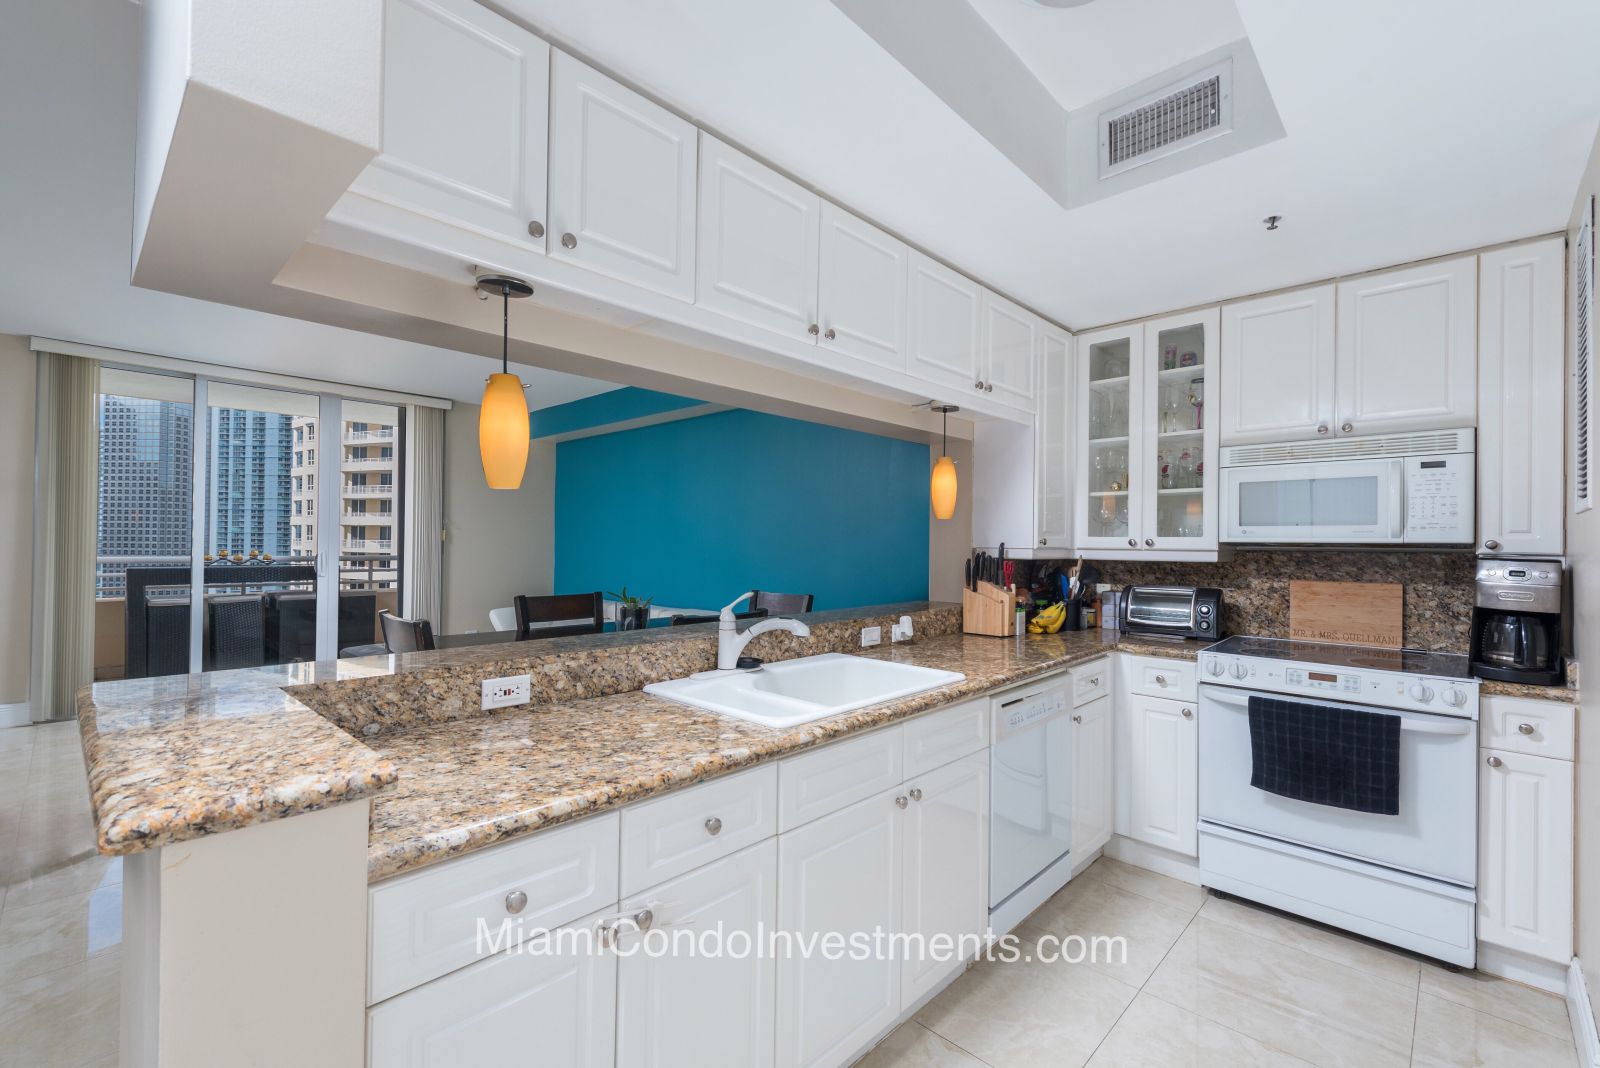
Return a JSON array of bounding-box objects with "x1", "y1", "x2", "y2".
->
[{"x1": 1403, "y1": 454, "x2": 1474, "y2": 544}]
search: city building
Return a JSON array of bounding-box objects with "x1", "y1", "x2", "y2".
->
[{"x1": 95, "y1": 392, "x2": 193, "y2": 597}]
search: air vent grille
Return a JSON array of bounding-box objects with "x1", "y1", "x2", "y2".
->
[
  {"x1": 1107, "y1": 76, "x2": 1221, "y2": 167},
  {"x1": 1222, "y1": 429, "x2": 1475, "y2": 467},
  {"x1": 1577, "y1": 198, "x2": 1594, "y2": 513}
]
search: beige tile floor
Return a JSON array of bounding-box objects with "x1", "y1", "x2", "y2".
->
[
  {"x1": 863, "y1": 855, "x2": 1580, "y2": 1068},
  {"x1": 0, "y1": 721, "x2": 1581, "y2": 1068}
]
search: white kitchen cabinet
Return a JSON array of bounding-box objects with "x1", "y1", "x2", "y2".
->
[
  {"x1": 1478, "y1": 746, "x2": 1573, "y2": 964},
  {"x1": 1477, "y1": 238, "x2": 1566, "y2": 556},
  {"x1": 616, "y1": 839, "x2": 778, "y2": 1068},
  {"x1": 353, "y1": 0, "x2": 550, "y2": 253},
  {"x1": 367, "y1": 907, "x2": 618, "y2": 1068},
  {"x1": 776, "y1": 786, "x2": 903, "y2": 1068},
  {"x1": 1074, "y1": 309, "x2": 1220, "y2": 556},
  {"x1": 906, "y1": 251, "x2": 982, "y2": 394},
  {"x1": 1219, "y1": 284, "x2": 1337, "y2": 445},
  {"x1": 1125, "y1": 693, "x2": 1198, "y2": 857},
  {"x1": 900, "y1": 752, "x2": 988, "y2": 1010},
  {"x1": 548, "y1": 51, "x2": 698, "y2": 301},
  {"x1": 1036, "y1": 325, "x2": 1072, "y2": 550},
  {"x1": 695, "y1": 135, "x2": 820, "y2": 341},
  {"x1": 1335, "y1": 255, "x2": 1477, "y2": 437},
  {"x1": 981, "y1": 290, "x2": 1038, "y2": 413},
  {"x1": 816, "y1": 203, "x2": 907, "y2": 372},
  {"x1": 1071, "y1": 694, "x2": 1113, "y2": 859}
]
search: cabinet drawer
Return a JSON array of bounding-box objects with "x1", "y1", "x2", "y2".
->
[
  {"x1": 779, "y1": 726, "x2": 903, "y2": 832},
  {"x1": 1124, "y1": 656, "x2": 1197, "y2": 701},
  {"x1": 620, "y1": 764, "x2": 777, "y2": 897},
  {"x1": 903, "y1": 699, "x2": 988, "y2": 778},
  {"x1": 368, "y1": 812, "x2": 620, "y2": 1004},
  {"x1": 1073, "y1": 658, "x2": 1110, "y2": 706},
  {"x1": 1481, "y1": 695, "x2": 1574, "y2": 761}
]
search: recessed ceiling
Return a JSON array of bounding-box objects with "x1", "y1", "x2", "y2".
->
[{"x1": 964, "y1": 0, "x2": 1247, "y2": 111}]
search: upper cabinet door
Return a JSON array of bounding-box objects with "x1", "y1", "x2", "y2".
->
[
  {"x1": 355, "y1": 0, "x2": 550, "y2": 251},
  {"x1": 695, "y1": 136, "x2": 820, "y2": 341},
  {"x1": 1478, "y1": 238, "x2": 1566, "y2": 557},
  {"x1": 1335, "y1": 256, "x2": 1478, "y2": 437},
  {"x1": 981, "y1": 291, "x2": 1038, "y2": 413},
  {"x1": 1074, "y1": 324, "x2": 1142, "y2": 552},
  {"x1": 1220, "y1": 285, "x2": 1337, "y2": 445},
  {"x1": 1143, "y1": 308, "x2": 1220, "y2": 551},
  {"x1": 906, "y1": 251, "x2": 981, "y2": 394},
  {"x1": 1036, "y1": 326, "x2": 1072, "y2": 549},
  {"x1": 817, "y1": 204, "x2": 908, "y2": 371},
  {"x1": 548, "y1": 51, "x2": 697, "y2": 301}
]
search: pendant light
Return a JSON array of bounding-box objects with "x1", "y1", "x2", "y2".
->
[
  {"x1": 929, "y1": 404, "x2": 959, "y2": 520},
  {"x1": 475, "y1": 273, "x2": 534, "y2": 490}
]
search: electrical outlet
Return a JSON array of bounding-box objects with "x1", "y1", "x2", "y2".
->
[
  {"x1": 481, "y1": 674, "x2": 531, "y2": 710},
  {"x1": 860, "y1": 626, "x2": 882, "y2": 648}
]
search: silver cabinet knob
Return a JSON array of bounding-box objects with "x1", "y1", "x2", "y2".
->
[
  {"x1": 596, "y1": 920, "x2": 617, "y2": 949},
  {"x1": 1341, "y1": 421, "x2": 1353, "y2": 433},
  {"x1": 807, "y1": 323, "x2": 819, "y2": 336},
  {"x1": 1518, "y1": 722, "x2": 1536, "y2": 735},
  {"x1": 1155, "y1": 674, "x2": 1168, "y2": 685},
  {"x1": 1144, "y1": 538, "x2": 1154, "y2": 547},
  {"x1": 1487, "y1": 755, "x2": 1503, "y2": 768},
  {"x1": 527, "y1": 220, "x2": 545, "y2": 239},
  {"x1": 824, "y1": 328, "x2": 836, "y2": 341},
  {"x1": 1182, "y1": 707, "x2": 1194, "y2": 719},
  {"x1": 909, "y1": 788, "x2": 923, "y2": 802},
  {"x1": 632, "y1": 908, "x2": 654, "y2": 932},
  {"x1": 974, "y1": 380, "x2": 985, "y2": 390},
  {"x1": 1072, "y1": 714, "x2": 1083, "y2": 724},
  {"x1": 704, "y1": 816, "x2": 722, "y2": 836},
  {"x1": 1484, "y1": 540, "x2": 1501, "y2": 551},
  {"x1": 985, "y1": 383, "x2": 994, "y2": 392},
  {"x1": 561, "y1": 232, "x2": 577, "y2": 249},
  {"x1": 505, "y1": 890, "x2": 528, "y2": 915},
  {"x1": 1317, "y1": 424, "x2": 1329, "y2": 435},
  {"x1": 1128, "y1": 538, "x2": 1137, "y2": 547},
  {"x1": 895, "y1": 795, "x2": 908, "y2": 809},
  {"x1": 1040, "y1": 538, "x2": 1048, "y2": 546}
]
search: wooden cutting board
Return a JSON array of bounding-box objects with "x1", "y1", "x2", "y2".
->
[{"x1": 1289, "y1": 581, "x2": 1404, "y2": 648}]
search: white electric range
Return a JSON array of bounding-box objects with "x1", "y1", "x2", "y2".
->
[{"x1": 1197, "y1": 635, "x2": 1480, "y2": 966}]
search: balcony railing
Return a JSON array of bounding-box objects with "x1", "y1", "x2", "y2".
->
[
  {"x1": 343, "y1": 428, "x2": 395, "y2": 444},
  {"x1": 341, "y1": 510, "x2": 395, "y2": 523},
  {"x1": 342, "y1": 456, "x2": 395, "y2": 471},
  {"x1": 342, "y1": 539, "x2": 394, "y2": 552},
  {"x1": 97, "y1": 552, "x2": 401, "y2": 598},
  {"x1": 344, "y1": 483, "x2": 394, "y2": 496}
]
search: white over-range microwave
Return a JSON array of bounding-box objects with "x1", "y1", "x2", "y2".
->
[{"x1": 1220, "y1": 428, "x2": 1475, "y2": 545}]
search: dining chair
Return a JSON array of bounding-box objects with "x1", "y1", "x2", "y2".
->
[
  {"x1": 513, "y1": 592, "x2": 605, "y2": 640},
  {"x1": 379, "y1": 609, "x2": 436, "y2": 653},
  {"x1": 207, "y1": 594, "x2": 266, "y2": 670},
  {"x1": 488, "y1": 606, "x2": 517, "y2": 632},
  {"x1": 669, "y1": 609, "x2": 768, "y2": 626},
  {"x1": 751, "y1": 590, "x2": 814, "y2": 615}
]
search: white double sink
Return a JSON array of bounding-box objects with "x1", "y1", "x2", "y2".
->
[{"x1": 644, "y1": 652, "x2": 965, "y2": 728}]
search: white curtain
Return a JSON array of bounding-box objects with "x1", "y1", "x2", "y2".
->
[
  {"x1": 30, "y1": 352, "x2": 98, "y2": 722},
  {"x1": 406, "y1": 404, "x2": 445, "y2": 627}
]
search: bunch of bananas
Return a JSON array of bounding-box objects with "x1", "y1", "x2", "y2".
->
[{"x1": 1027, "y1": 601, "x2": 1068, "y2": 634}]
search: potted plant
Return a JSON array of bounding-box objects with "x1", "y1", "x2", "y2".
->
[{"x1": 608, "y1": 587, "x2": 653, "y2": 631}]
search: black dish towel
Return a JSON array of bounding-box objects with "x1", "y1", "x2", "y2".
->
[{"x1": 1247, "y1": 697, "x2": 1401, "y2": 815}]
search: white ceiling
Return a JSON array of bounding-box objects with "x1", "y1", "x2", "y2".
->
[
  {"x1": 508, "y1": 0, "x2": 1600, "y2": 328},
  {"x1": 965, "y1": 0, "x2": 1247, "y2": 111},
  {"x1": 0, "y1": 0, "x2": 617, "y2": 407}
]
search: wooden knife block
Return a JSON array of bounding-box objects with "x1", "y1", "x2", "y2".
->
[{"x1": 963, "y1": 581, "x2": 1018, "y2": 637}]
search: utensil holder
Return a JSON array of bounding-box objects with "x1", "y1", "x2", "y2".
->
[{"x1": 962, "y1": 581, "x2": 1017, "y2": 637}]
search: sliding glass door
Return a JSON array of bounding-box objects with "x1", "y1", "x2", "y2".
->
[{"x1": 95, "y1": 370, "x2": 405, "y2": 679}]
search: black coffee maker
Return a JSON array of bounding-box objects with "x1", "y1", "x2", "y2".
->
[{"x1": 1469, "y1": 559, "x2": 1566, "y2": 685}]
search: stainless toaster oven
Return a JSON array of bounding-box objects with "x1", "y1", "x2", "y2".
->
[{"x1": 1120, "y1": 585, "x2": 1223, "y2": 639}]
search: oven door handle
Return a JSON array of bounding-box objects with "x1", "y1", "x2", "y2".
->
[
  {"x1": 1399, "y1": 719, "x2": 1474, "y2": 736},
  {"x1": 1202, "y1": 688, "x2": 1473, "y2": 735}
]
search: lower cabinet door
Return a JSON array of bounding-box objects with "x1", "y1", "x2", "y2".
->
[
  {"x1": 1071, "y1": 695, "x2": 1113, "y2": 857},
  {"x1": 616, "y1": 838, "x2": 779, "y2": 1068},
  {"x1": 1478, "y1": 747, "x2": 1574, "y2": 962},
  {"x1": 367, "y1": 907, "x2": 618, "y2": 1067},
  {"x1": 901, "y1": 752, "x2": 988, "y2": 1010},
  {"x1": 776, "y1": 786, "x2": 904, "y2": 1068},
  {"x1": 1126, "y1": 694, "x2": 1198, "y2": 856}
]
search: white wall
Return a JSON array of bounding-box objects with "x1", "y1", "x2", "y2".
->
[
  {"x1": 439, "y1": 402, "x2": 555, "y2": 634},
  {"x1": 1567, "y1": 127, "x2": 1600, "y2": 1023},
  {"x1": 928, "y1": 438, "x2": 974, "y2": 603},
  {"x1": 0, "y1": 336, "x2": 35, "y2": 709}
]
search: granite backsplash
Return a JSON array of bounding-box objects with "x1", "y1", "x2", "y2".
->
[{"x1": 1088, "y1": 550, "x2": 1477, "y2": 652}]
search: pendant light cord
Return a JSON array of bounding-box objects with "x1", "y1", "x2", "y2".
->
[
  {"x1": 941, "y1": 406, "x2": 948, "y2": 456},
  {"x1": 501, "y1": 282, "x2": 510, "y2": 375}
]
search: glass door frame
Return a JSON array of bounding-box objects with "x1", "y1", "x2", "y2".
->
[
  {"x1": 1074, "y1": 323, "x2": 1145, "y2": 551},
  {"x1": 1141, "y1": 308, "x2": 1220, "y2": 552}
]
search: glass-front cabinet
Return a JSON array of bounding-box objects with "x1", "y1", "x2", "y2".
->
[{"x1": 1074, "y1": 308, "x2": 1220, "y2": 555}]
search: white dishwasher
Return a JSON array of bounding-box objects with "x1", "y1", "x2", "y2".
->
[{"x1": 989, "y1": 674, "x2": 1073, "y2": 935}]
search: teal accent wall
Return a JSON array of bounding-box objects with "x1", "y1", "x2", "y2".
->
[
  {"x1": 555, "y1": 409, "x2": 930, "y2": 611},
  {"x1": 531, "y1": 387, "x2": 703, "y2": 439}
]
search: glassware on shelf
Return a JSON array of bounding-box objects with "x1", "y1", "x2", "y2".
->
[
  {"x1": 1160, "y1": 387, "x2": 1182, "y2": 434},
  {"x1": 1178, "y1": 447, "x2": 1197, "y2": 488},
  {"x1": 1189, "y1": 377, "x2": 1205, "y2": 430},
  {"x1": 1179, "y1": 350, "x2": 1199, "y2": 368},
  {"x1": 1161, "y1": 342, "x2": 1178, "y2": 370},
  {"x1": 1157, "y1": 448, "x2": 1173, "y2": 490}
]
